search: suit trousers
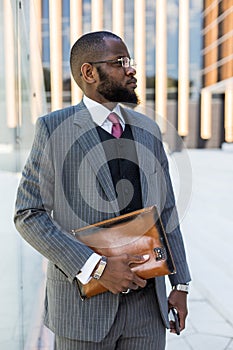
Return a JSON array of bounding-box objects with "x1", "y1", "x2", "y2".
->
[{"x1": 54, "y1": 283, "x2": 166, "y2": 350}]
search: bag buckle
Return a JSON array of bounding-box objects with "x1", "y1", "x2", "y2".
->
[{"x1": 154, "y1": 247, "x2": 167, "y2": 261}]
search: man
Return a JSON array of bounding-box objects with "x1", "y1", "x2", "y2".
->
[{"x1": 14, "y1": 31, "x2": 191, "y2": 349}]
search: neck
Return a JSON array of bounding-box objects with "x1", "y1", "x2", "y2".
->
[
  {"x1": 102, "y1": 102, "x2": 118, "y2": 111},
  {"x1": 85, "y1": 95, "x2": 118, "y2": 110},
  {"x1": 85, "y1": 92, "x2": 118, "y2": 110}
]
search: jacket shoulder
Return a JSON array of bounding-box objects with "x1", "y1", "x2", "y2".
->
[
  {"x1": 38, "y1": 105, "x2": 76, "y2": 130},
  {"x1": 123, "y1": 106, "x2": 162, "y2": 138},
  {"x1": 37, "y1": 102, "x2": 85, "y2": 133}
]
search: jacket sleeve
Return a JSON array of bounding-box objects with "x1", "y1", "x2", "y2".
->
[
  {"x1": 14, "y1": 117, "x2": 94, "y2": 283},
  {"x1": 157, "y1": 140, "x2": 191, "y2": 286},
  {"x1": 162, "y1": 159, "x2": 191, "y2": 285}
]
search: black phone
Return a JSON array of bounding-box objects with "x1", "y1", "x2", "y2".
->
[{"x1": 169, "y1": 307, "x2": 180, "y2": 335}]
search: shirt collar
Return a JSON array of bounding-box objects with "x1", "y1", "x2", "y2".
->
[{"x1": 83, "y1": 95, "x2": 125, "y2": 127}]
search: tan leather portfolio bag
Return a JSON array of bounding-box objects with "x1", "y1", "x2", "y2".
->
[{"x1": 72, "y1": 206, "x2": 176, "y2": 299}]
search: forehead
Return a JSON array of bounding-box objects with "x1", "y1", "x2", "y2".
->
[{"x1": 103, "y1": 37, "x2": 130, "y2": 58}]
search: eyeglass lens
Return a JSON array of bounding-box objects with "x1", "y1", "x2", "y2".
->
[{"x1": 121, "y1": 57, "x2": 136, "y2": 68}]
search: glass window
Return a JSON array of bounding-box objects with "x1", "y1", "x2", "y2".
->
[{"x1": 0, "y1": 1, "x2": 47, "y2": 348}]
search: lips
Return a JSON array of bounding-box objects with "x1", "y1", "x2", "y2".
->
[{"x1": 127, "y1": 79, "x2": 137, "y2": 88}]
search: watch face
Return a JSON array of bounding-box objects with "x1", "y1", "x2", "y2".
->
[{"x1": 177, "y1": 284, "x2": 189, "y2": 292}]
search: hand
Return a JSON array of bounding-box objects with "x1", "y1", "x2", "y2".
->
[
  {"x1": 168, "y1": 289, "x2": 188, "y2": 334},
  {"x1": 98, "y1": 253, "x2": 149, "y2": 294}
]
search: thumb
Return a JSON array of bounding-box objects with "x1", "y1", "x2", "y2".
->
[{"x1": 128, "y1": 254, "x2": 150, "y2": 266}]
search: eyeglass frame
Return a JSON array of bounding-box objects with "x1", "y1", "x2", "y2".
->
[{"x1": 87, "y1": 57, "x2": 136, "y2": 69}]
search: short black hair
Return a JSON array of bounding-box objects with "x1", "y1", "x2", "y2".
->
[{"x1": 70, "y1": 31, "x2": 122, "y2": 87}]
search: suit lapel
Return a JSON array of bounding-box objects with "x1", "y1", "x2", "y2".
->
[{"x1": 73, "y1": 102, "x2": 120, "y2": 214}]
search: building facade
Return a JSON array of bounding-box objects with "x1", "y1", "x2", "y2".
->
[
  {"x1": 41, "y1": 0, "x2": 233, "y2": 149},
  {"x1": 201, "y1": 0, "x2": 233, "y2": 143},
  {"x1": 1, "y1": 1, "x2": 232, "y2": 177},
  {"x1": 0, "y1": 0, "x2": 47, "y2": 173},
  {"x1": 41, "y1": 0, "x2": 205, "y2": 149},
  {"x1": 0, "y1": 1, "x2": 47, "y2": 349}
]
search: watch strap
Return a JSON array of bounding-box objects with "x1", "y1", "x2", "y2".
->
[
  {"x1": 92, "y1": 256, "x2": 107, "y2": 280},
  {"x1": 173, "y1": 283, "x2": 189, "y2": 293}
]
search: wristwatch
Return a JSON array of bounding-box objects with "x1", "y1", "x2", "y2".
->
[
  {"x1": 173, "y1": 283, "x2": 189, "y2": 294},
  {"x1": 92, "y1": 256, "x2": 107, "y2": 280}
]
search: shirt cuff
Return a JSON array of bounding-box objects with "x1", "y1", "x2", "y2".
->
[{"x1": 76, "y1": 253, "x2": 102, "y2": 284}]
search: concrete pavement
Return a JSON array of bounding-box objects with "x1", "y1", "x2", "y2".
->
[
  {"x1": 0, "y1": 172, "x2": 47, "y2": 350},
  {"x1": 166, "y1": 148, "x2": 233, "y2": 349},
  {"x1": 0, "y1": 148, "x2": 233, "y2": 349}
]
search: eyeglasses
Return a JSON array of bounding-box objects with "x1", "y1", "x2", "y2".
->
[{"x1": 88, "y1": 57, "x2": 136, "y2": 69}]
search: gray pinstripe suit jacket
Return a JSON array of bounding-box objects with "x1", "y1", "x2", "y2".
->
[{"x1": 14, "y1": 101, "x2": 191, "y2": 342}]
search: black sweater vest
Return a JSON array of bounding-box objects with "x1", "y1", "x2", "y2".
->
[{"x1": 96, "y1": 124, "x2": 142, "y2": 215}]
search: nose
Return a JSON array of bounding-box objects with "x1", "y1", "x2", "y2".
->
[{"x1": 125, "y1": 66, "x2": 136, "y2": 76}]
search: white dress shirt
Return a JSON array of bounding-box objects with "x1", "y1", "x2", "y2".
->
[{"x1": 76, "y1": 96, "x2": 125, "y2": 284}]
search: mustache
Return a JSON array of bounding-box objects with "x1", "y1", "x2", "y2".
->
[{"x1": 127, "y1": 78, "x2": 137, "y2": 84}]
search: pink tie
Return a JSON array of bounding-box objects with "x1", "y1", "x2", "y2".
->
[{"x1": 108, "y1": 112, "x2": 123, "y2": 139}]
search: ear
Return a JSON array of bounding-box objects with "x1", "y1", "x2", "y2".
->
[{"x1": 80, "y1": 63, "x2": 96, "y2": 84}]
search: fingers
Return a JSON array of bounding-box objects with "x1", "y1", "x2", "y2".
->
[
  {"x1": 169, "y1": 320, "x2": 178, "y2": 334},
  {"x1": 127, "y1": 253, "x2": 150, "y2": 266},
  {"x1": 169, "y1": 309, "x2": 186, "y2": 333},
  {"x1": 98, "y1": 254, "x2": 148, "y2": 293},
  {"x1": 178, "y1": 312, "x2": 186, "y2": 331},
  {"x1": 168, "y1": 290, "x2": 188, "y2": 333},
  {"x1": 132, "y1": 273, "x2": 147, "y2": 289},
  {"x1": 169, "y1": 311, "x2": 185, "y2": 333},
  {"x1": 124, "y1": 253, "x2": 149, "y2": 288}
]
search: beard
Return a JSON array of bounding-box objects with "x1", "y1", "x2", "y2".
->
[{"x1": 96, "y1": 66, "x2": 139, "y2": 105}]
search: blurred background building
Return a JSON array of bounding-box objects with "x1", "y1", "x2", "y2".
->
[
  {"x1": 201, "y1": 0, "x2": 233, "y2": 145},
  {"x1": 0, "y1": 0, "x2": 232, "y2": 349},
  {"x1": 1, "y1": 0, "x2": 233, "y2": 175}
]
